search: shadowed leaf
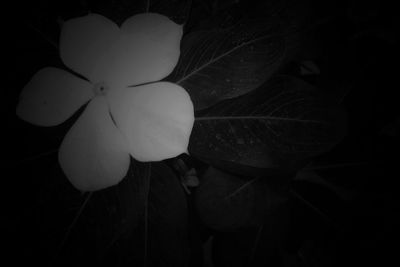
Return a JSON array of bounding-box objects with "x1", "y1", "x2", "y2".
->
[
  {"x1": 167, "y1": 17, "x2": 286, "y2": 111},
  {"x1": 294, "y1": 169, "x2": 355, "y2": 202},
  {"x1": 195, "y1": 166, "x2": 289, "y2": 231},
  {"x1": 189, "y1": 76, "x2": 347, "y2": 173},
  {"x1": 102, "y1": 161, "x2": 188, "y2": 266}
]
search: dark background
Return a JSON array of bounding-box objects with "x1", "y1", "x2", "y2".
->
[{"x1": 3, "y1": 0, "x2": 398, "y2": 266}]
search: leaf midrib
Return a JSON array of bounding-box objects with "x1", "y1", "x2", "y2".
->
[{"x1": 177, "y1": 33, "x2": 275, "y2": 84}]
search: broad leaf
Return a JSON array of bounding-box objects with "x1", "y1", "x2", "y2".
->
[
  {"x1": 295, "y1": 169, "x2": 354, "y2": 201},
  {"x1": 167, "y1": 18, "x2": 286, "y2": 111},
  {"x1": 75, "y1": 161, "x2": 150, "y2": 264},
  {"x1": 195, "y1": 166, "x2": 289, "y2": 231},
  {"x1": 145, "y1": 161, "x2": 189, "y2": 267},
  {"x1": 80, "y1": 161, "x2": 188, "y2": 266},
  {"x1": 290, "y1": 169, "x2": 353, "y2": 225},
  {"x1": 189, "y1": 76, "x2": 346, "y2": 172}
]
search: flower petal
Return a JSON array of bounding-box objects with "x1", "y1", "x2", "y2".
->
[
  {"x1": 108, "y1": 82, "x2": 194, "y2": 161},
  {"x1": 59, "y1": 96, "x2": 130, "y2": 191},
  {"x1": 105, "y1": 13, "x2": 183, "y2": 88},
  {"x1": 16, "y1": 67, "x2": 94, "y2": 126},
  {"x1": 59, "y1": 13, "x2": 119, "y2": 82}
]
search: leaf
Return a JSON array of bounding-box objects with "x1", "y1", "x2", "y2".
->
[
  {"x1": 75, "y1": 161, "x2": 188, "y2": 266},
  {"x1": 300, "y1": 60, "x2": 321, "y2": 75},
  {"x1": 115, "y1": 161, "x2": 188, "y2": 267},
  {"x1": 290, "y1": 169, "x2": 353, "y2": 226},
  {"x1": 52, "y1": 192, "x2": 93, "y2": 264},
  {"x1": 195, "y1": 166, "x2": 289, "y2": 231},
  {"x1": 294, "y1": 169, "x2": 354, "y2": 202},
  {"x1": 74, "y1": 161, "x2": 150, "y2": 264},
  {"x1": 146, "y1": 161, "x2": 189, "y2": 267},
  {"x1": 188, "y1": 76, "x2": 347, "y2": 173},
  {"x1": 167, "y1": 17, "x2": 286, "y2": 111},
  {"x1": 212, "y1": 223, "x2": 289, "y2": 267}
]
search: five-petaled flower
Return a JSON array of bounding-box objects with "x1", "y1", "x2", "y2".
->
[{"x1": 16, "y1": 13, "x2": 194, "y2": 191}]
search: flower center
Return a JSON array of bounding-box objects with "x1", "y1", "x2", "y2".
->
[{"x1": 93, "y1": 82, "x2": 109, "y2": 96}]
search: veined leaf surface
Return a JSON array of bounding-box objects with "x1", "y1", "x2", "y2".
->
[
  {"x1": 167, "y1": 18, "x2": 286, "y2": 111},
  {"x1": 189, "y1": 76, "x2": 346, "y2": 171}
]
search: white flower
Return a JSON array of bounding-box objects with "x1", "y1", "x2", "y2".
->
[{"x1": 16, "y1": 13, "x2": 194, "y2": 191}]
